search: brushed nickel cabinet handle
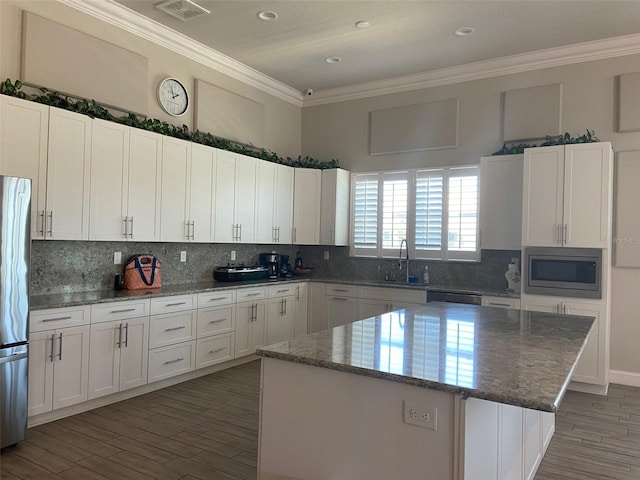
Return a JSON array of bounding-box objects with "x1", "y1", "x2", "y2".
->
[
  {"x1": 117, "y1": 323, "x2": 122, "y2": 349},
  {"x1": 47, "y1": 211, "x2": 53, "y2": 236},
  {"x1": 57, "y1": 332, "x2": 63, "y2": 360},
  {"x1": 49, "y1": 333, "x2": 55, "y2": 362},
  {"x1": 110, "y1": 308, "x2": 136, "y2": 314},
  {"x1": 332, "y1": 297, "x2": 348, "y2": 301},
  {"x1": 163, "y1": 357, "x2": 184, "y2": 365},
  {"x1": 124, "y1": 322, "x2": 129, "y2": 347},
  {"x1": 129, "y1": 217, "x2": 134, "y2": 238},
  {"x1": 209, "y1": 347, "x2": 226, "y2": 354},
  {"x1": 123, "y1": 217, "x2": 129, "y2": 238},
  {"x1": 246, "y1": 293, "x2": 261, "y2": 297},
  {"x1": 209, "y1": 318, "x2": 226, "y2": 324},
  {"x1": 41, "y1": 316, "x2": 72, "y2": 322},
  {"x1": 209, "y1": 296, "x2": 227, "y2": 302},
  {"x1": 164, "y1": 326, "x2": 186, "y2": 332},
  {"x1": 165, "y1": 302, "x2": 187, "y2": 307},
  {"x1": 563, "y1": 224, "x2": 568, "y2": 245},
  {"x1": 191, "y1": 221, "x2": 195, "y2": 240},
  {"x1": 39, "y1": 211, "x2": 45, "y2": 236}
]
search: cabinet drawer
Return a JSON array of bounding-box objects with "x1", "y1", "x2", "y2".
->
[
  {"x1": 150, "y1": 294, "x2": 197, "y2": 315},
  {"x1": 197, "y1": 306, "x2": 235, "y2": 337},
  {"x1": 148, "y1": 341, "x2": 195, "y2": 383},
  {"x1": 481, "y1": 296, "x2": 521, "y2": 309},
  {"x1": 30, "y1": 305, "x2": 90, "y2": 333},
  {"x1": 149, "y1": 311, "x2": 197, "y2": 349},
  {"x1": 197, "y1": 290, "x2": 236, "y2": 308},
  {"x1": 358, "y1": 286, "x2": 426, "y2": 304},
  {"x1": 268, "y1": 284, "x2": 296, "y2": 298},
  {"x1": 236, "y1": 287, "x2": 267, "y2": 302},
  {"x1": 325, "y1": 283, "x2": 357, "y2": 298},
  {"x1": 91, "y1": 299, "x2": 150, "y2": 324},
  {"x1": 196, "y1": 333, "x2": 235, "y2": 369}
]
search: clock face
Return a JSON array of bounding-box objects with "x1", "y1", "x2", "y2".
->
[{"x1": 157, "y1": 78, "x2": 189, "y2": 116}]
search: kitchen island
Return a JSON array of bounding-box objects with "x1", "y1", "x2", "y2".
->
[{"x1": 255, "y1": 302, "x2": 595, "y2": 480}]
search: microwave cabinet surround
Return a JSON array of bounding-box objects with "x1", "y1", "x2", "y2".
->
[
  {"x1": 523, "y1": 247, "x2": 602, "y2": 299},
  {"x1": 521, "y1": 142, "x2": 612, "y2": 248}
]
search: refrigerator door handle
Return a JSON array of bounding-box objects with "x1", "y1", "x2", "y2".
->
[{"x1": 0, "y1": 352, "x2": 28, "y2": 365}]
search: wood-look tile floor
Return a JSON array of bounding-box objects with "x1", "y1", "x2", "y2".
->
[{"x1": 2, "y1": 360, "x2": 640, "y2": 480}]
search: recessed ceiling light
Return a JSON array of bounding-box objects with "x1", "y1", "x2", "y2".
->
[
  {"x1": 257, "y1": 10, "x2": 278, "y2": 21},
  {"x1": 454, "y1": 26, "x2": 475, "y2": 36},
  {"x1": 325, "y1": 56, "x2": 342, "y2": 64},
  {"x1": 355, "y1": 20, "x2": 370, "y2": 29}
]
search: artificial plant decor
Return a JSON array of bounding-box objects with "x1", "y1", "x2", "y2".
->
[
  {"x1": 492, "y1": 129, "x2": 601, "y2": 155},
  {"x1": 1, "y1": 78, "x2": 340, "y2": 169}
]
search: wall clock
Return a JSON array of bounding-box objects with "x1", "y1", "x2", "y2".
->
[{"x1": 157, "y1": 77, "x2": 189, "y2": 116}]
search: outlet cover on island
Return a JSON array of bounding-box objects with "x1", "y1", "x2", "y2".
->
[
  {"x1": 231, "y1": 250, "x2": 236, "y2": 261},
  {"x1": 324, "y1": 251, "x2": 329, "y2": 260},
  {"x1": 113, "y1": 252, "x2": 122, "y2": 265},
  {"x1": 180, "y1": 251, "x2": 187, "y2": 263}
]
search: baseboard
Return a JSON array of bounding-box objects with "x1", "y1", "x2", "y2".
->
[
  {"x1": 609, "y1": 370, "x2": 640, "y2": 387},
  {"x1": 568, "y1": 380, "x2": 609, "y2": 395},
  {"x1": 28, "y1": 355, "x2": 258, "y2": 427}
]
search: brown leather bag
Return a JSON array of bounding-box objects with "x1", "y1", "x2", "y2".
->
[{"x1": 124, "y1": 255, "x2": 162, "y2": 289}]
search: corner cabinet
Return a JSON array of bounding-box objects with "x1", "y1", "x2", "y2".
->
[
  {"x1": 320, "y1": 168, "x2": 350, "y2": 246},
  {"x1": 293, "y1": 168, "x2": 321, "y2": 245},
  {"x1": 522, "y1": 143, "x2": 612, "y2": 248},
  {"x1": 479, "y1": 154, "x2": 523, "y2": 250}
]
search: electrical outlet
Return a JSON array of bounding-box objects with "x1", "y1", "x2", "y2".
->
[
  {"x1": 231, "y1": 250, "x2": 236, "y2": 261},
  {"x1": 324, "y1": 251, "x2": 329, "y2": 260},
  {"x1": 180, "y1": 251, "x2": 187, "y2": 263},
  {"x1": 511, "y1": 257, "x2": 520, "y2": 267},
  {"x1": 403, "y1": 401, "x2": 437, "y2": 430},
  {"x1": 113, "y1": 252, "x2": 122, "y2": 265}
]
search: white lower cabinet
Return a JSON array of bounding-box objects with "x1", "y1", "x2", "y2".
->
[
  {"x1": 235, "y1": 300, "x2": 267, "y2": 358},
  {"x1": 88, "y1": 316, "x2": 149, "y2": 399},
  {"x1": 326, "y1": 296, "x2": 358, "y2": 328},
  {"x1": 28, "y1": 325, "x2": 90, "y2": 416},
  {"x1": 196, "y1": 333, "x2": 235, "y2": 369},
  {"x1": 267, "y1": 296, "x2": 295, "y2": 344},
  {"x1": 148, "y1": 341, "x2": 196, "y2": 383},
  {"x1": 293, "y1": 283, "x2": 309, "y2": 338},
  {"x1": 481, "y1": 296, "x2": 521, "y2": 309},
  {"x1": 521, "y1": 295, "x2": 606, "y2": 387},
  {"x1": 29, "y1": 306, "x2": 91, "y2": 416}
]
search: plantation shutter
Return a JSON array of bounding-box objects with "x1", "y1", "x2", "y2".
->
[
  {"x1": 415, "y1": 170, "x2": 444, "y2": 259},
  {"x1": 381, "y1": 172, "x2": 409, "y2": 256},
  {"x1": 352, "y1": 174, "x2": 379, "y2": 256},
  {"x1": 447, "y1": 166, "x2": 479, "y2": 260}
]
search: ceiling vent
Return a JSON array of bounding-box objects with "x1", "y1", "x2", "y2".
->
[{"x1": 155, "y1": 0, "x2": 210, "y2": 22}]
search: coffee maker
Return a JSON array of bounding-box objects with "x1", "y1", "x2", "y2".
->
[
  {"x1": 279, "y1": 254, "x2": 293, "y2": 278},
  {"x1": 259, "y1": 253, "x2": 279, "y2": 280}
]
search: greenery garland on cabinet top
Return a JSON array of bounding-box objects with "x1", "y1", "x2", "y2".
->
[
  {"x1": 1, "y1": 78, "x2": 339, "y2": 170},
  {"x1": 492, "y1": 129, "x2": 600, "y2": 155}
]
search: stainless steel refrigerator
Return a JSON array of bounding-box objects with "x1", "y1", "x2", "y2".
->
[{"x1": 0, "y1": 176, "x2": 31, "y2": 449}]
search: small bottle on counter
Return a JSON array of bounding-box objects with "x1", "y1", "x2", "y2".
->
[{"x1": 423, "y1": 265, "x2": 430, "y2": 285}]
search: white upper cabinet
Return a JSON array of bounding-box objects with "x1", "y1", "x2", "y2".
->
[
  {"x1": 188, "y1": 143, "x2": 216, "y2": 242},
  {"x1": 213, "y1": 151, "x2": 257, "y2": 243},
  {"x1": 293, "y1": 168, "x2": 322, "y2": 245},
  {"x1": 160, "y1": 137, "x2": 190, "y2": 242},
  {"x1": 320, "y1": 168, "x2": 350, "y2": 246},
  {"x1": 257, "y1": 161, "x2": 294, "y2": 244},
  {"x1": 45, "y1": 107, "x2": 92, "y2": 240},
  {"x1": 479, "y1": 154, "x2": 523, "y2": 250},
  {"x1": 127, "y1": 129, "x2": 163, "y2": 241},
  {"x1": 90, "y1": 125, "x2": 162, "y2": 241},
  {"x1": 0, "y1": 96, "x2": 49, "y2": 240},
  {"x1": 522, "y1": 143, "x2": 612, "y2": 248},
  {"x1": 89, "y1": 120, "x2": 129, "y2": 241}
]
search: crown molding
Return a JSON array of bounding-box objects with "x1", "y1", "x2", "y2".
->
[
  {"x1": 303, "y1": 33, "x2": 640, "y2": 107},
  {"x1": 56, "y1": 0, "x2": 640, "y2": 109},
  {"x1": 56, "y1": 0, "x2": 304, "y2": 107}
]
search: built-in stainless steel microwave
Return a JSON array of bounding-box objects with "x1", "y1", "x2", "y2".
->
[{"x1": 523, "y1": 247, "x2": 602, "y2": 299}]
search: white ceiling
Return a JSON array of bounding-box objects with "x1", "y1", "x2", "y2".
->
[{"x1": 113, "y1": 0, "x2": 640, "y2": 95}]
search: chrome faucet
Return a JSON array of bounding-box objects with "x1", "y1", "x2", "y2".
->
[{"x1": 398, "y1": 239, "x2": 409, "y2": 284}]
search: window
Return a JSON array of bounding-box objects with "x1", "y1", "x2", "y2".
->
[{"x1": 351, "y1": 166, "x2": 479, "y2": 261}]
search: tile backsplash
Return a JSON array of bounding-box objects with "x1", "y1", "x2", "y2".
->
[{"x1": 31, "y1": 240, "x2": 519, "y2": 295}]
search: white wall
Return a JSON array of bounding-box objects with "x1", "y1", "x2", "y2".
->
[
  {"x1": 302, "y1": 54, "x2": 640, "y2": 377},
  {"x1": 0, "y1": 1, "x2": 301, "y2": 159}
]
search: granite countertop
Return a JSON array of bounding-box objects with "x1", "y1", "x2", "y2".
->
[
  {"x1": 30, "y1": 278, "x2": 518, "y2": 310},
  {"x1": 256, "y1": 302, "x2": 594, "y2": 412}
]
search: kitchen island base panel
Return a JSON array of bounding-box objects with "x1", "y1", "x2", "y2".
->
[{"x1": 258, "y1": 358, "x2": 554, "y2": 480}]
